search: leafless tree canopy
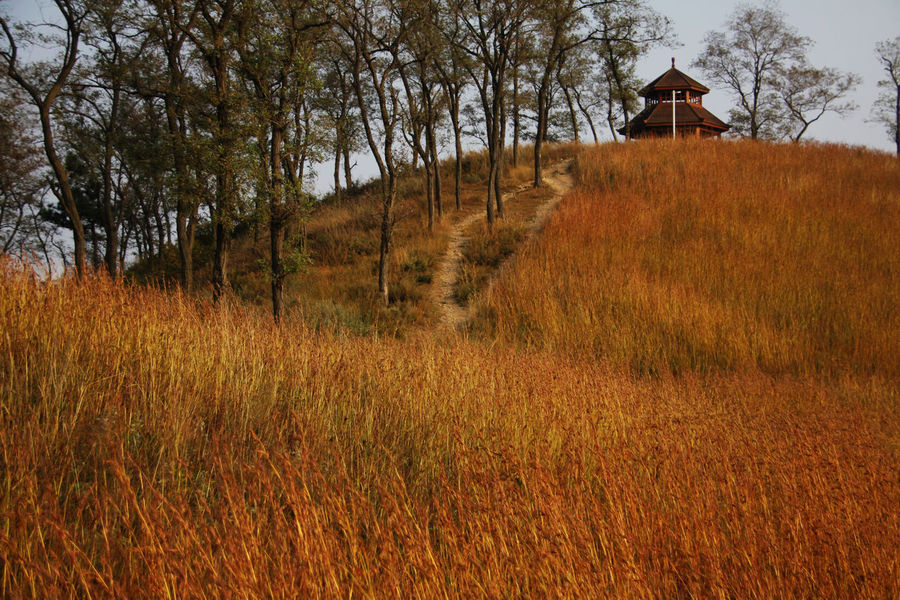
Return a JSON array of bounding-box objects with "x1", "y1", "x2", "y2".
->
[
  {"x1": 872, "y1": 37, "x2": 900, "y2": 155},
  {"x1": 693, "y1": 1, "x2": 858, "y2": 141}
]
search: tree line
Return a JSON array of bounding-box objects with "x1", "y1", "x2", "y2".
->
[
  {"x1": 2, "y1": 0, "x2": 671, "y2": 320},
  {"x1": 2, "y1": 0, "x2": 898, "y2": 322}
]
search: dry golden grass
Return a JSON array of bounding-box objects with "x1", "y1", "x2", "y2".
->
[
  {"x1": 478, "y1": 139, "x2": 900, "y2": 377},
  {"x1": 2, "y1": 140, "x2": 899, "y2": 598}
]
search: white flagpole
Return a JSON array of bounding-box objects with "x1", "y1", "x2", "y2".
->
[{"x1": 672, "y1": 89, "x2": 676, "y2": 138}]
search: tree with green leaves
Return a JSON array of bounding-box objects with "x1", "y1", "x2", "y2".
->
[{"x1": 236, "y1": 0, "x2": 323, "y2": 322}]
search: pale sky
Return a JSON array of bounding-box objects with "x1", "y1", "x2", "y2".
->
[{"x1": 640, "y1": 0, "x2": 900, "y2": 152}]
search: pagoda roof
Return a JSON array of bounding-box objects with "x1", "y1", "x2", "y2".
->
[
  {"x1": 619, "y1": 102, "x2": 730, "y2": 136},
  {"x1": 639, "y1": 63, "x2": 710, "y2": 97}
]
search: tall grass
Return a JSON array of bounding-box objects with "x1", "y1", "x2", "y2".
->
[
  {"x1": 478, "y1": 139, "x2": 900, "y2": 377},
  {"x1": 2, "y1": 140, "x2": 899, "y2": 597},
  {"x1": 2, "y1": 260, "x2": 899, "y2": 597}
]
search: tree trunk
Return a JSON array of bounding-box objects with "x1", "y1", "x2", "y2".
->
[
  {"x1": 376, "y1": 175, "x2": 395, "y2": 305},
  {"x1": 605, "y1": 50, "x2": 631, "y2": 140},
  {"x1": 750, "y1": 92, "x2": 760, "y2": 139},
  {"x1": 533, "y1": 21, "x2": 566, "y2": 189},
  {"x1": 894, "y1": 85, "x2": 899, "y2": 155},
  {"x1": 533, "y1": 84, "x2": 549, "y2": 188},
  {"x1": 562, "y1": 84, "x2": 579, "y2": 142},
  {"x1": 495, "y1": 95, "x2": 506, "y2": 217},
  {"x1": 425, "y1": 88, "x2": 441, "y2": 219},
  {"x1": 450, "y1": 93, "x2": 462, "y2": 210},
  {"x1": 425, "y1": 156, "x2": 434, "y2": 231},
  {"x1": 333, "y1": 131, "x2": 342, "y2": 203},
  {"x1": 270, "y1": 120, "x2": 286, "y2": 323},
  {"x1": 39, "y1": 105, "x2": 87, "y2": 277},
  {"x1": 343, "y1": 146, "x2": 353, "y2": 188},
  {"x1": 142, "y1": 211, "x2": 155, "y2": 263},
  {"x1": 486, "y1": 157, "x2": 497, "y2": 230},
  {"x1": 512, "y1": 59, "x2": 520, "y2": 167},
  {"x1": 574, "y1": 88, "x2": 598, "y2": 143},
  {"x1": 345, "y1": 30, "x2": 398, "y2": 306},
  {"x1": 431, "y1": 132, "x2": 442, "y2": 219},
  {"x1": 153, "y1": 200, "x2": 166, "y2": 261},
  {"x1": 604, "y1": 76, "x2": 620, "y2": 142},
  {"x1": 90, "y1": 223, "x2": 100, "y2": 269},
  {"x1": 101, "y1": 86, "x2": 120, "y2": 278},
  {"x1": 164, "y1": 97, "x2": 197, "y2": 291},
  {"x1": 211, "y1": 61, "x2": 232, "y2": 304}
]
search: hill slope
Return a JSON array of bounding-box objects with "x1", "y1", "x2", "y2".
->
[
  {"x1": 477, "y1": 139, "x2": 900, "y2": 377},
  {"x1": 2, "y1": 140, "x2": 898, "y2": 597}
]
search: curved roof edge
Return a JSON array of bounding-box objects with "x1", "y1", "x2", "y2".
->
[{"x1": 638, "y1": 63, "x2": 710, "y2": 97}]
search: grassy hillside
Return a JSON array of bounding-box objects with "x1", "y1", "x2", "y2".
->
[
  {"x1": 2, "y1": 140, "x2": 899, "y2": 597},
  {"x1": 130, "y1": 147, "x2": 566, "y2": 335},
  {"x1": 477, "y1": 140, "x2": 900, "y2": 377}
]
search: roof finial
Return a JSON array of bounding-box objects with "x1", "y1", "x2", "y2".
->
[{"x1": 672, "y1": 57, "x2": 675, "y2": 68}]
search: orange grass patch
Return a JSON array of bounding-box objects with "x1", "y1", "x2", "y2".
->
[
  {"x1": 477, "y1": 139, "x2": 900, "y2": 377},
  {"x1": 1, "y1": 262, "x2": 898, "y2": 597}
]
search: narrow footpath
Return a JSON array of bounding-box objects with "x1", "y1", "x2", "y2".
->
[{"x1": 430, "y1": 159, "x2": 574, "y2": 330}]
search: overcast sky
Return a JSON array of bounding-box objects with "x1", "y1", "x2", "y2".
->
[{"x1": 640, "y1": 0, "x2": 900, "y2": 152}]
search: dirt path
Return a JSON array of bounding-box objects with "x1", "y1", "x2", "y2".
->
[{"x1": 430, "y1": 159, "x2": 574, "y2": 330}]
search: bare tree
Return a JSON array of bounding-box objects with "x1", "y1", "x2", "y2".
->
[
  {"x1": 61, "y1": 0, "x2": 144, "y2": 278},
  {"x1": 317, "y1": 56, "x2": 360, "y2": 203},
  {"x1": 779, "y1": 65, "x2": 858, "y2": 142},
  {"x1": 873, "y1": 37, "x2": 900, "y2": 155},
  {"x1": 530, "y1": 0, "x2": 590, "y2": 188},
  {"x1": 556, "y1": 50, "x2": 589, "y2": 142},
  {"x1": 433, "y1": 8, "x2": 469, "y2": 211},
  {"x1": 335, "y1": 0, "x2": 405, "y2": 305},
  {"x1": 452, "y1": 0, "x2": 531, "y2": 227},
  {"x1": 1, "y1": 0, "x2": 89, "y2": 277},
  {"x1": 593, "y1": 0, "x2": 670, "y2": 141},
  {"x1": 693, "y1": 1, "x2": 809, "y2": 140},
  {"x1": 397, "y1": 0, "x2": 444, "y2": 232}
]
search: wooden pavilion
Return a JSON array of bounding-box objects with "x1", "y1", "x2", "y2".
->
[{"x1": 619, "y1": 59, "x2": 730, "y2": 139}]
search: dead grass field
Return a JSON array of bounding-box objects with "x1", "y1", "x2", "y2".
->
[
  {"x1": 477, "y1": 139, "x2": 900, "y2": 378},
  {"x1": 2, "y1": 139, "x2": 898, "y2": 598}
]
